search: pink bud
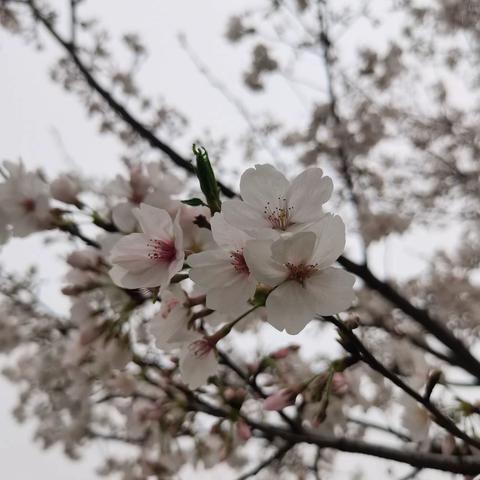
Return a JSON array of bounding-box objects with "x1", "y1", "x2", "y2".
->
[
  {"x1": 263, "y1": 388, "x2": 295, "y2": 411},
  {"x1": 332, "y1": 372, "x2": 349, "y2": 396},
  {"x1": 271, "y1": 347, "x2": 290, "y2": 359},
  {"x1": 50, "y1": 175, "x2": 82, "y2": 206},
  {"x1": 236, "y1": 420, "x2": 251, "y2": 442},
  {"x1": 67, "y1": 250, "x2": 101, "y2": 270}
]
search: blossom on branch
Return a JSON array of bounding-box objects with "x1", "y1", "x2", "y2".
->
[
  {"x1": 188, "y1": 213, "x2": 257, "y2": 314},
  {"x1": 245, "y1": 215, "x2": 355, "y2": 334},
  {"x1": 222, "y1": 164, "x2": 333, "y2": 238},
  {"x1": 109, "y1": 203, "x2": 184, "y2": 288}
]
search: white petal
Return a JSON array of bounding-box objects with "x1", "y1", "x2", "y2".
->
[
  {"x1": 205, "y1": 274, "x2": 257, "y2": 314},
  {"x1": 110, "y1": 263, "x2": 170, "y2": 289},
  {"x1": 133, "y1": 203, "x2": 173, "y2": 238},
  {"x1": 169, "y1": 209, "x2": 185, "y2": 278},
  {"x1": 266, "y1": 281, "x2": 318, "y2": 334},
  {"x1": 305, "y1": 267, "x2": 355, "y2": 315},
  {"x1": 109, "y1": 233, "x2": 152, "y2": 272},
  {"x1": 112, "y1": 202, "x2": 137, "y2": 233},
  {"x1": 240, "y1": 164, "x2": 289, "y2": 207},
  {"x1": 288, "y1": 169, "x2": 333, "y2": 224},
  {"x1": 210, "y1": 213, "x2": 252, "y2": 250},
  {"x1": 244, "y1": 240, "x2": 288, "y2": 286},
  {"x1": 151, "y1": 307, "x2": 191, "y2": 350},
  {"x1": 271, "y1": 232, "x2": 317, "y2": 266},
  {"x1": 189, "y1": 250, "x2": 240, "y2": 289},
  {"x1": 188, "y1": 249, "x2": 229, "y2": 267},
  {"x1": 180, "y1": 343, "x2": 218, "y2": 389},
  {"x1": 222, "y1": 199, "x2": 271, "y2": 235},
  {"x1": 309, "y1": 215, "x2": 346, "y2": 268}
]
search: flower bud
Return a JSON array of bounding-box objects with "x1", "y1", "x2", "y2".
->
[
  {"x1": 50, "y1": 174, "x2": 82, "y2": 206},
  {"x1": 270, "y1": 347, "x2": 291, "y2": 359},
  {"x1": 236, "y1": 420, "x2": 251, "y2": 442},
  {"x1": 263, "y1": 388, "x2": 296, "y2": 411},
  {"x1": 67, "y1": 249, "x2": 102, "y2": 270}
]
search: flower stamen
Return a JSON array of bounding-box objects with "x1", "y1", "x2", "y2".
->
[
  {"x1": 230, "y1": 249, "x2": 249, "y2": 274},
  {"x1": 286, "y1": 262, "x2": 317, "y2": 284},
  {"x1": 147, "y1": 238, "x2": 177, "y2": 263},
  {"x1": 263, "y1": 197, "x2": 294, "y2": 231}
]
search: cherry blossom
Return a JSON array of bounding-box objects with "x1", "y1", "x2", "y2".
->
[
  {"x1": 222, "y1": 164, "x2": 333, "y2": 238},
  {"x1": 244, "y1": 215, "x2": 355, "y2": 334},
  {"x1": 188, "y1": 213, "x2": 257, "y2": 314},
  {"x1": 0, "y1": 160, "x2": 53, "y2": 237},
  {"x1": 179, "y1": 334, "x2": 219, "y2": 388},
  {"x1": 109, "y1": 203, "x2": 184, "y2": 289},
  {"x1": 108, "y1": 163, "x2": 181, "y2": 232},
  {"x1": 149, "y1": 286, "x2": 194, "y2": 350},
  {"x1": 50, "y1": 174, "x2": 83, "y2": 206}
]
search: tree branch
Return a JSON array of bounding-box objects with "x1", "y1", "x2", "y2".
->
[
  {"x1": 235, "y1": 443, "x2": 291, "y2": 480},
  {"x1": 322, "y1": 315, "x2": 480, "y2": 450}
]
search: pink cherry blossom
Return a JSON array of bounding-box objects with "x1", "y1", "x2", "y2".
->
[{"x1": 109, "y1": 203, "x2": 184, "y2": 289}]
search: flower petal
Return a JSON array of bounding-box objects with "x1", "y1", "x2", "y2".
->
[
  {"x1": 112, "y1": 202, "x2": 137, "y2": 233},
  {"x1": 265, "y1": 281, "x2": 318, "y2": 334},
  {"x1": 240, "y1": 164, "x2": 289, "y2": 207},
  {"x1": 305, "y1": 267, "x2": 355, "y2": 315},
  {"x1": 109, "y1": 233, "x2": 152, "y2": 272},
  {"x1": 133, "y1": 203, "x2": 173, "y2": 238},
  {"x1": 210, "y1": 213, "x2": 252, "y2": 250},
  {"x1": 189, "y1": 250, "x2": 240, "y2": 289},
  {"x1": 288, "y1": 168, "x2": 333, "y2": 224},
  {"x1": 222, "y1": 199, "x2": 272, "y2": 235},
  {"x1": 271, "y1": 232, "x2": 317, "y2": 266},
  {"x1": 110, "y1": 263, "x2": 170, "y2": 289},
  {"x1": 308, "y1": 215, "x2": 346, "y2": 268},
  {"x1": 180, "y1": 341, "x2": 218, "y2": 389},
  {"x1": 205, "y1": 274, "x2": 257, "y2": 314},
  {"x1": 244, "y1": 240, "x2": 288, "y2": 286}
]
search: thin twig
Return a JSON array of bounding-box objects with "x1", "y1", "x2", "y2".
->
[{"x1": 235, "y1": 443, "x2": 291, "y2": 480}]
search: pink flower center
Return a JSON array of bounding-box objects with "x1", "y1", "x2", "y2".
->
[
  {"x1": 230, "y1": 249, "x2": 249, "y2": 274},
  {"x1": 21, "y1": 198, "x2": 36, "y2": 212},
  {"x1": 263, "y1": 197, "x2": 294, "y2": 231},
  {"x1": 147, "y1": 238, "x2": 177, "y2": 264},
  {"x1": 188, "y1": 338, "x2": 213, "y2": 359},
  {"x1": 286, "y1": 262, "x2": 317, "y2": 284}
]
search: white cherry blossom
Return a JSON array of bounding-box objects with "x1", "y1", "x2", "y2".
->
[
  {"x1": 149, "y1": 286, "x2": 194, "y2": 350},
  {"x1": 108, "y1": 163, "x2": 182, "y2": 232},
  {"x1": 0, "y1": 160, "x2": 53, "y2": 237},
  {"x1": 179, "y1": 334, "x2": 219, "y2": 389},
  {"x1": 109, "y1": 203, "x2": 184, "y2": 289},
  {"x1": 222, "y1": 164, "x2": 333, "y2": 238},
  {"x1": 244, "y1": 215, "x2": 355, "y2": 334},
  {"x1": 188, "y1": 213, "x2": 257, "y2": 314}
]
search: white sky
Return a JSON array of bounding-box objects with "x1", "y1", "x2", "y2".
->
[{"x1": 0, "y1": 1, "x2": 467, "y2": 479}]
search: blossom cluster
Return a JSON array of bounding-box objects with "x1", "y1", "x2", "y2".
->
[{"x1": 108, "y1": 163, "x2": 355, "y2": 387}]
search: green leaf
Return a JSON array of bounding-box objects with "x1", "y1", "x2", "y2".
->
[{"x1": 181, "y1": 197, "x2": 208, "y2": 207}]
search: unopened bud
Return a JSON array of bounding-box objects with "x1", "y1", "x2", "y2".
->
[
  {"x1": 67, "y1": 250, "x2": 102, "y2": 270},
  {"x1": 263, "y1": 388, "x2": 296, "y2": 411},
  {"x1": 236, "y1": 420, "x2": 251, "y2": 442},
  {"x1": 344, "y1": 316, "x2": 360, "y2": 330},
  {"x1": 50, "y1": 174, "x2": 82, "y2": 207}
]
